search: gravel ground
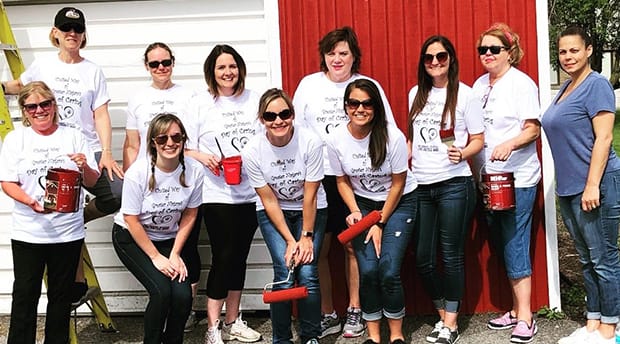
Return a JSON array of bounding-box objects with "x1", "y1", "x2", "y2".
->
[{"x1": 0, "y1": 311, "x2": 583, "y2": 343}]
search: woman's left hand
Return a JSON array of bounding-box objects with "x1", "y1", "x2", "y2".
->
[
  {"x1": 490, "y1": 141, "x2": 513, "y2": 161},
  {"x1": 99, "y1": 151, "x2": 124, "y2": 180},
  {"x1": 581, "y1": 184, "x2": 600, "y2": 212},
  {"x1": 296, "y1": 237, "x2": 314, "y2": 265},
  {"x1": 168, "y1": 254, "x2": 187, "y2": 282},
  {"x1": 364, "y1": 224, "x2": 382, "y2": 258},
  {"x1": 68, "y1": 153, "x2": 88, "y2": 171}
]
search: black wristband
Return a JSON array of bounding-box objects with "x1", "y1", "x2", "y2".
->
[{"x1": 376, "y1": 221, "x2": 386, "y2": 229}]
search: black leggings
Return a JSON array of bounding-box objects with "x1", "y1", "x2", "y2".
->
[{"x1": 202, "y1": 203, "x2": 258, "y2": 299}]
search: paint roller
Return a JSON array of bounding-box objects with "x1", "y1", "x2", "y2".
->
[
  {"x1": 262, "y1": 260, "x2": 308, "y2": 303},
  {"x1": 337, "y1": 210, "x2": 382, "y2": 244}
]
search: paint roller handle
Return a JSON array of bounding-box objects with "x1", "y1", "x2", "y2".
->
[{"x1": 337, "y1": 210, "x2": 382, "y2": 244}]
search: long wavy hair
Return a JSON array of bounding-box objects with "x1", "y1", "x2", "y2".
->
[
  {"x1": 343, "y1": 79, "x2": 388, "y2": 170},
  {"x1": 146, "y1": 113, "x2": 189, "y2": 191},
  {"x1": 408, "y1": 35, "x2": 460, "y2": 141}
]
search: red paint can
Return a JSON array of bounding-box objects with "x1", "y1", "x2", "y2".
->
[
  {"x1": 480, "y1": 172, "x2": 515, "y2": 211},
  {"x1": 40, "y1": 168, "x2": 82, "y2": 213}
]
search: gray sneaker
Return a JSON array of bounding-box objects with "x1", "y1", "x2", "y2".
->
[
  {"x1": 184, "y1": 310, "x2": 197, "y2": 333},
  {"x1": 319, "y1": 312, "x2": 341, "y2": 338},
  {"x1": 342, "y1": 307, "x2": 365, "y2": 338}
]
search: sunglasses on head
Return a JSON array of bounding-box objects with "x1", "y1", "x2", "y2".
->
[
  {"x1": 152, "y1": 133, "x2": 185, "y2": 145},
  {"x1": 23, "y1": 100, "x2": 54, "y2": 114},
  {"x1": 345, "y1": 99, "x2": 374, "y2": 110},
  {"x1": 58, "y1": 23, "x2": 85, "y2": 34},
  {"x1": 262, "y1": 109, "x2": 293, "y2": 122},
  {"x1": 147, "y1": 59, "x2": 173, "y2": 69},
  {"x1": 423, "y1": 51, "x2": 449, "y2": 65},
  {"x1": 477, "y1": 45, "x2": 508, "y2": 55}
]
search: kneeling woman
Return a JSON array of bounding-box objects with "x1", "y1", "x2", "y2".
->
[
  {"x1": 242, "y1": 88, "x2": 327, "y2": 344},
  {"x1": 112, "y1": 113, "x2": 204, "y2": 344},
  {"x1": 325, "y1": 79, "x2": 417, "y2": 344}
]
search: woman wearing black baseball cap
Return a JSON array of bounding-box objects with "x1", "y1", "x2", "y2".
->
[{"x1": 2, "y1": 5, "x2": 124, "y2": 309}]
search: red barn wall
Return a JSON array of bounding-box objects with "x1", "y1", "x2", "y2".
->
[{"x1": 278, "y1": 0, "x2": 548, "y2": 314}]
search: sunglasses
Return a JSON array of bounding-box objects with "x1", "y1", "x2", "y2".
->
[
  {"x1": 477, "y1": 45, "x2": 508, "y2": 55},
  {"x1": 147, "y1": 59, "x2": 173, "y2": 69},
  {"x1": 345, "y1": 99, "x2": 374, "y2": 110},
  {"x1": 262, "y1": 109, "x2": 293, "y2": 122},
  {"x1": 152, "y1": 133, "x2": 185, "y2": 145},
  {"x1": 23, "y1": 100, "x2": 54, "y2": 114},
  {"x1": 423, "y1": 51, "x2": 449, "y2": 65},
  {"x1": 58, "y1": 23, "x2": 85, "y2": 34}
]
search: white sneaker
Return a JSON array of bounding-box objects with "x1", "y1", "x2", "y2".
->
[
  {"x1": 587, "y1": 330, "x2": 615, "y2": 344},
  {"x1": 221, "y1": 314, "x2": 261, "y2": 342},
  {"x1": 204, "y1": 319, "x2": 224, "y2": 344},
  {"x1": 557, "y1": 326, "x2": 592, "y2": 344}
]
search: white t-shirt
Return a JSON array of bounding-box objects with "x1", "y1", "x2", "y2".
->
[
  {"x1": 126, "y1": 84, "x2": 196, "y2": 160},
  {"x1": 185, "y1": 89, "x2": 260, "y2": 204},
  {"x1": 292, "y1": 72, "x2": 396, "y2": 175},
  {"x1": 114, "y1": 157, "x2": 204, "y2": 241},
  {"x1": 241, "y1": 126, "x2": 327, "y2": 211},
  {"x1": 472, "y1": 67, "x2": 541, "y2": 187},
  {"x1": 408, "y1": 83, "x2": 485, "y2": 184},
  {"x1": 0, "y1": 126, "x2": 97, "y2": 243},
  {"x1": 20, "y1": 57, "x2": 111, "y2": 151},
  {"x1": 326, "y1": 124, "x2": 417, "y2": 201}
]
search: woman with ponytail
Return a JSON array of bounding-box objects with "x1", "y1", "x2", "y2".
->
[{"x1": 112, "y1": 113, "x2": 204, "y2": 344}]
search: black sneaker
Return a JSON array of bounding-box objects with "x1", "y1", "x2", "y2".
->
[{"x1": 435, "y1": 327, "x2": 459, "y2": 344}]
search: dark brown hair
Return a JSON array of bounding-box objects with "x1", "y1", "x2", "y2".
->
[
  {"x1": 319, "y1": 26, "x2": 361, "y2": 74},
  {"x1": 203, "y1": 44, "x2": 247, "y2": 98}
]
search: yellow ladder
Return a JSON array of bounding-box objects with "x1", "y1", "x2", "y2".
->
[
  {"x1": 1, "y1": 1, "x2": 117, "y2": 341},
  {"x1": 0, "y1": 0, "x2": 23, "y2": 140}
]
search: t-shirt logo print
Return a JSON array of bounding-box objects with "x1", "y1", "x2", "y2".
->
[
  {"x1": 360, "y1": 178, "x2": 386, "y2": 193},
  {"x1": 278, "y1": 186, "x2": 300, "y2": 200},
  {"x1": 231, "y1": 136, "x2": 249, "y2": 152},
  {"x1": 420, "y1": 127, "x2": 438, "y2": 143}
]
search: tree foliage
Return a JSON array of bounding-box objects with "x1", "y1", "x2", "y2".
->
[{"x1": 548, "y1": 0, "x2": 619, "y2": 87}]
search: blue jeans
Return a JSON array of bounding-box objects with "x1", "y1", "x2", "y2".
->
[
  {"x1": 486, "y1": 186, "x2": 537, "y2": 279},
  {"x1": 257, "y1": 208, "x2": 327, "y2": 344},
  {"x1": 112, "y1": 225, "x2": 192, "y2": 344},
  {"x1": 415, "y1": 176, "x2": 476, "y2": 313},
  {"x1": 558, "y1": 170, "x2": 620, "y2": 324},
  {"x1": 352, "y1": 191, "x2": 416, "y2": 321}
]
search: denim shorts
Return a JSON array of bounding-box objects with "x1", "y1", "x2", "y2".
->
[{"x1": 486, "y1": 186, "x2": 537, "y2": 279}]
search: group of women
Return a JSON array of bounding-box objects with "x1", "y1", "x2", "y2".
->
[{"x1": 0, "y1": 5, "x2": 618, "y2": 344}]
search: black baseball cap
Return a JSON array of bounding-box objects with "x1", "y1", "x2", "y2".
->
[{"x1": 54, "y1": 7, "x2": 85, "y2": 30}]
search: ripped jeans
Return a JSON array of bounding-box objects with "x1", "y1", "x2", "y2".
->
[{"x1": 351, "y1": 190, "x2": 417, "y2": 321}]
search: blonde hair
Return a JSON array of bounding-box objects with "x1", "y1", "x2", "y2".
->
[
  {"x1": 18, "y1": 81, "x2": 59, "y2": 127},
  {"x1": 477, "y1": 22, "x2": 523, "y2": 66},
  {"x1": 49, "y1": 27, "x2": 87, "y2": 49},
  {"x1": 146, "y1": 113, "x2": 189, "y2": 191}
]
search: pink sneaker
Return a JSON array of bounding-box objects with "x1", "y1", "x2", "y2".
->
[
  {"x1": 487, "y1": 312, "x2": 518, "y2": 330},
  {"x1": 510, "y1": 320, "x2": 537, "y2": 343}
]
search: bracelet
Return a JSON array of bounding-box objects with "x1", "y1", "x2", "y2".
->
[{"x1": 351, "y1": 210, "x2": 361, "y2": 214}]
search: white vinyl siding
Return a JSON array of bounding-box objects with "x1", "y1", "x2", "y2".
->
[{"x1": 0, "y1": 0, "x2": 280, "y2": 314}]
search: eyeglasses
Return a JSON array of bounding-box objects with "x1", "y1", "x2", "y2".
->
[
  {"x1": 23, "y1": 100, "x2": 54, "y2": 114},
  {"x1": 482, "y1": 85, "x2": 493, "y2": 109},
  {"x1": 423, "y1": 52, "x2": 449, "y2": 65},
  {"x1": 262, "y1": 109, "x2": 293, "y2": 122},
  {"x1": 147, "y1": 59, "x2": 173, "y2": 69},
  {"x1": 58, "y1": 23, "x2": 85, "y2": 34},
  {"x1": 477, "y1": 45, "x2": 508, "y2": 55},
  {"x1": 345, "y1": 99, "x2": 374, "y2": 110},
  {"x1": 152, "y1": 133, "x2": 185, "y2": 145}
]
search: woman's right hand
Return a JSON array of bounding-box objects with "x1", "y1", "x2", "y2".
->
[
  {"x1": 204, "y1": 153, "x2": 222, "y2": 176},
  {"x1": 27, "y1": 198, "x2": 48, "y2": 213},
  {"x1": 345, "y1": 211, "x2": 363, "y2": 227},
  {"x1": 284, "y1": 240, "x2": 299, "y2": 267},
  {"x1": 151, "y1": 253, "x2": 179, "y2": 279}
]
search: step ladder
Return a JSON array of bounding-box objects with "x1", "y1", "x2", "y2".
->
[
  {"x1": 0, "y1": 0, "x2": 22, "y2": 140},
  {"x1": 0, "y1": 1, "x2": 117, "y2": 341}
]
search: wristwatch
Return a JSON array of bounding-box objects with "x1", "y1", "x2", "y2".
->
[{"x1": 301, "y1": 231, "x2": 314, "y2": 238}]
